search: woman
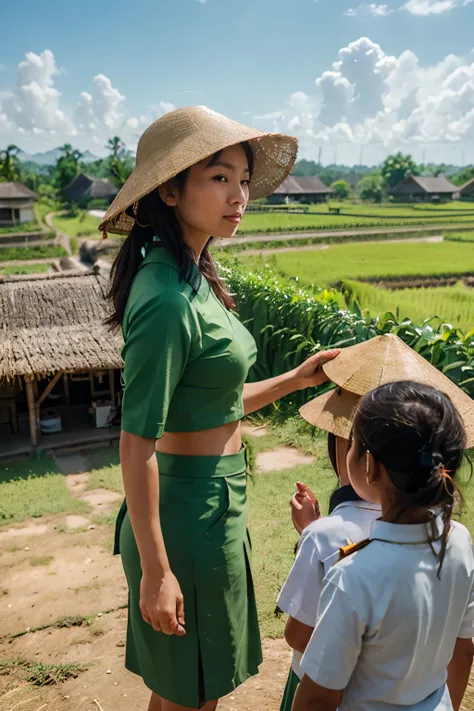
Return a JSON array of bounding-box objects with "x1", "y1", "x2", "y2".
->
[{"x1": 100, "y1": 106, "x2": 339, "y2": 711}]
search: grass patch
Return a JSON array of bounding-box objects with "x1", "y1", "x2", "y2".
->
[
  {"x1": 53, "y1": 211, "x2": 102, "y2": 238},
  {"x1": 0, "y1": 263, "x2": 51, "y2": 275},
  {"x1": 0, "y1": 245, "x2": 67, "y2": 262},
  {"x1": 0, "y1": 657, "x2": 88, "y2": 685},
  {"x1": 248, "y1": 451, "x2": 336, "y2": 638},
  {"x1": 30, "y1": 555, "x2": 54, "y2": 567},
  {"x1": 239, "y1": 240, "x2": 474, "y2": 287},
  {"x1": 0, "y1": 456, "x2": 89, "y2": 526},
  {"x1": 85, "y1": 445, "x2": 123, "y2": 494},
  {"x1": 0, "y1": 222, "x2": 41, "y2": 234}
]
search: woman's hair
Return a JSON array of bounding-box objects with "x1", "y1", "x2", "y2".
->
[
  {"x1": 354, "y1": 380, "x2": 466, "y2": 575},
  {"x1": 106, "y1": 141, "x2": 254, "y2": 327},
  {"x1": 327, "y1": 432, "x2": 338, "y2": 475}
]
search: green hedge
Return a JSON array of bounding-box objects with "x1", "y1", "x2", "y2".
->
[{"x1": 225, "y1": 263, "x2": 474, "y2": 413}]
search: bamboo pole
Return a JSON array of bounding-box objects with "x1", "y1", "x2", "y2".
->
[{"x1": 24, "y1": 376, "x2": 38, "y2": 447}]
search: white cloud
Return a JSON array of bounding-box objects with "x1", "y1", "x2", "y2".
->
[
  {"x1": 1, "y1": 50, "x2": 74, "y2": 138},
  {"x1": 0, "y1": 49, "x2": 175, "y2": 154},
  {"x1": 252, "y1": 36, "x2": 474, "y2": 163},
  {"x1": 344, "y1": 4, "x2": 393, "y2": 16},
  {"x1": 404, "y1": 0, "x2": 458, "y2": 14}
]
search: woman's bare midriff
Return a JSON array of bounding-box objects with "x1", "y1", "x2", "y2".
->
[{"x1": 156, "y1": 420, "x2": 242, "y2": 456}]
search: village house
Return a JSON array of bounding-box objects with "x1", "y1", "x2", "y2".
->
[
  {"x1": 390, "y1": 175, "x2": 457, "y2": 202},
  {"x1": 458, "y1": 177, "x2": 474, "y2": 201},
  {"x1": 62, "y1": 173, "x2": 118, "y2": 205},
  {"x1": 0, "y1": 268, "x2": 123, "y2": 459},
  {"x1": 270, "y1": 176, "x2": 335, "y2": 204},
  {"x1": 0, "y1": 181, "x2": 37, "y2": 227}
]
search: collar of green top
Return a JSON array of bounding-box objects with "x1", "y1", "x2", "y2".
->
[{"x1": 140, "y1": 239, "x2": 203, "y2": 293}]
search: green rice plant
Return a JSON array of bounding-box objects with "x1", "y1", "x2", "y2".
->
[
  {"x1": 446, "y1": 232, "x2": 474, "y2": 243},
  {"x1": 341, "y1": 280, "x2": 474, "y2": 334}
]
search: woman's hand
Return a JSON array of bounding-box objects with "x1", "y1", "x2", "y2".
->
[
  {"x1": 291, "y1": 482, "x2": 320, "y2": 534},
  {"x1": 292, "y1": 349, "x2": 340, "y2": 391},
  {"x1": 140, "y1": 569, "x2": 186, "y2": 636}
]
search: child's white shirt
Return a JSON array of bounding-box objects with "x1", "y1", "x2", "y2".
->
[
  {"x1": 277, "y1": 500, "x2": 381, "y2": 678},
  {"x1": 301, "y1": 516, "x2": 474, "y2": 710}
]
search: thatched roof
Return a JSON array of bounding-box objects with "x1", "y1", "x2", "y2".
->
[
  {"x1": 459, "y1": 177, "x2": 474, "y2": 196},
  {"x1": 0, "y1": 182, "x2": 37, "y2": 200},
  {"x1": 392, "y1": 175, "x2": 456, "y2": 195},
  {"x1": 274, "y1": 176, "x2": 334, "y2": 195},
  {"x1": 63, "y1": 174, "x2": 118, "y2": 201},
  {"x1": 0, "y1": 269, "x2": 123, "y2": 380}
]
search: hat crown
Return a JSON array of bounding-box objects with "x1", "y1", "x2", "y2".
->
[{"x1": 136, "y1": 106, "x2": 239, "y2": 167}]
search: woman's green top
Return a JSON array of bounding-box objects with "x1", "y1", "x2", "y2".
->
[{"x1": 120, "y1": 244, "x2": 257, "y2": 440}]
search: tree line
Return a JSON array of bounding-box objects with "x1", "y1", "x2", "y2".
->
[
  {"x1": 1, "y1": 141, "x2": 473, "y2": 204},
  {"x1": 0, "y1": 137, "x2": 134, "y2": 201},
  {"x1": 293, "y1": 153, "x2": 474, "y2": 202}
]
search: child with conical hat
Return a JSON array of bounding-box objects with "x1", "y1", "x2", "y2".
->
[{"x1": 277, "y1": 334, "x2": 474, "y2": 711}]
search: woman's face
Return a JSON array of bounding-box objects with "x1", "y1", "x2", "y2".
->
[{"x1": 161, "y1": 144, "x2": 251, "y2": 240}]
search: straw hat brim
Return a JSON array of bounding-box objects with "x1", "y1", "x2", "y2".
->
[
  {"x1": 299, "y1": 388, "x2": 360, "y2": 439},
  {"x1": 322, "y1": 334, "x2": 474, "y2": 447},
  {"x1": 99, "y1": 108, "x2": 298, "y2": 236}
]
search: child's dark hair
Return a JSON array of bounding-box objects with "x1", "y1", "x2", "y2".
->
[
  {"x1": 106, "y1": 142, "x2": 254, "y2": 327},
  {"x1": 354, "y1": 380, "x2": 466, "y2": 575}
]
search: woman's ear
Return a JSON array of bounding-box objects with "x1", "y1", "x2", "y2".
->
[{"x1": 158, "y1": 180, "x2": 179, "y2": 207}]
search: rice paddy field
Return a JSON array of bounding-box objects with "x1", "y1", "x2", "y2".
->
[
  {"x1": 238, "y1": 202, "x2": 474, "y2": 234},
  {"x1": 238, "y1": 239, "x2": 474, "y2": 333}
]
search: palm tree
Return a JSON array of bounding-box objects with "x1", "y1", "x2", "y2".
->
[
  {"x1": 106, "y1": 136, "x2": 125, "y2": 159},
  {"x1": 58, "y1": 144, "x2": 83, "y2": 162},
  {"x1": 0, "y1": 144, "x2": 21, "y2": 182}
]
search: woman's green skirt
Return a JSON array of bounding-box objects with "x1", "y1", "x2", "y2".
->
[
  {"x1": 114, "y1": 448, "x2": 262, "y2": 708},
  {"x1": 280, "y1": 668, "x2": 300, "y2": 711}
]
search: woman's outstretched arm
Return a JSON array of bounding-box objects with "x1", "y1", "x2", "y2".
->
[{"x1": 243, "y1": 349, "x2": 339, "y2": 415}]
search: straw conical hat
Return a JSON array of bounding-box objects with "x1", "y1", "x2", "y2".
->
[
  {"x1": 99, "y1": 106, "x2": 298, "y2": 236},
  {"x1": 300, "y1": 388, "x2": 360, "y2": 440},
  {"x1": 322, "y1": 334, "x2": 474, "y2": 446}
]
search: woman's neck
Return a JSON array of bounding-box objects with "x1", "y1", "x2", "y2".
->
[{"x1": 180, "y1": 224, "x2": 211, "y2": 263}]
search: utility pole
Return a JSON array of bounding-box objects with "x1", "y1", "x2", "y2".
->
[{"x1": 318, "y1": 146, "x2": 322, "y2": 166}]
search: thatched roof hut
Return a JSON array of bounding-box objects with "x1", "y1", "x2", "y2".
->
[{"x1": 0, "y1": 269, "x2": 123, "y2": 381}]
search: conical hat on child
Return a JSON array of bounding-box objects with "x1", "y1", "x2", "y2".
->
[
  {"x1": 321, "y1": 333, "x2": 474, "y2": 447},
  {"x1": 299, "y1": 388, "x2": 360, "y2": 440}
]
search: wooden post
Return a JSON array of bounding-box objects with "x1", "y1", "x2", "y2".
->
[
  {"x1": 24, "y1": 375, "x2": 38, "y2": 447},
  {"x1": 108, "y1": 369, "x2": 116, "y2": 407}
]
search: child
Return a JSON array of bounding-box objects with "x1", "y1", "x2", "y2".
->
[
  {"x1": 277, "y1": 431, "x2": 381, "y2": 711},
  {"x1": 294, "y1": 381, "x2": 474, "y2": 711}
]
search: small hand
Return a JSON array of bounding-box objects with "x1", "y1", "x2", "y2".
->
[
  {"x1": 291, "y1": 482, "x2": 320, "y2": 534},
  {"x1": 292, "y1": 349, "x2": 340, "y2": 390},
  {"x1": 140, "y1": 570, "x2": 186, "y2": 636}
]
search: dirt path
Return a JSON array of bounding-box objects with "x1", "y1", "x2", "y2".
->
[
  {"x1": 216, "y1": 222, "x2": 474, "y2": 247},
  {"x1": 45, "y1": 212, "x2": 72, "y2": 255}
]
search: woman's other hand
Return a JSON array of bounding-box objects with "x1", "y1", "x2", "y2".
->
[{"x1": 140, "y1": 570, "x2": 186, "y2": 636}]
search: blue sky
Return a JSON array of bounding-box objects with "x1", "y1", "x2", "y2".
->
[{"x1": 1, "y1": 0, "x2": 474, "y2": 165}]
